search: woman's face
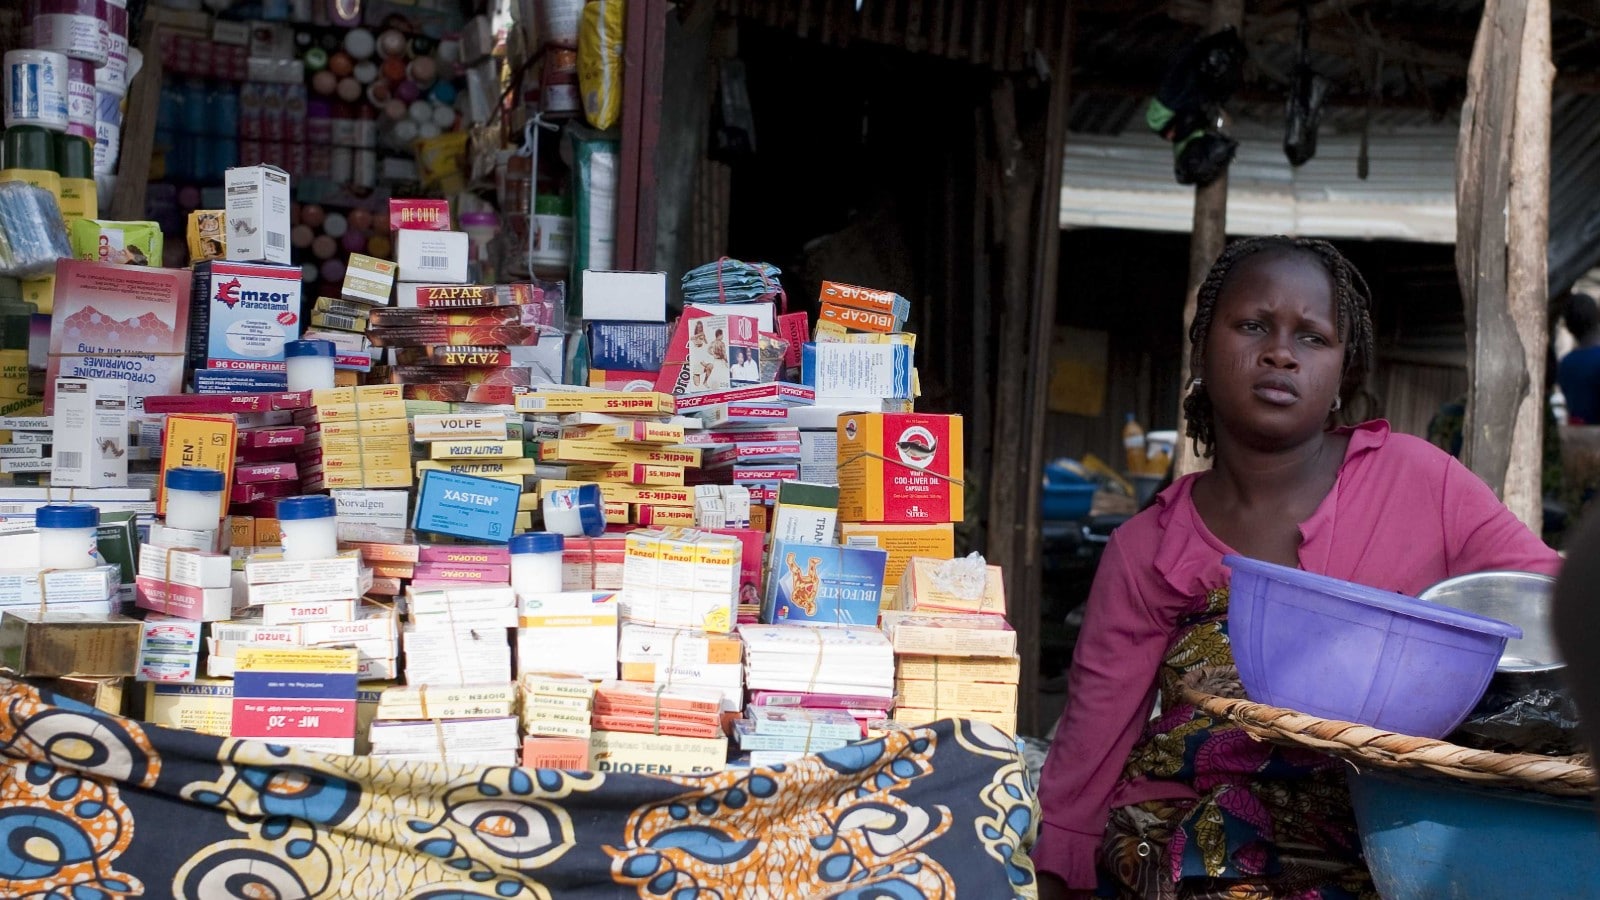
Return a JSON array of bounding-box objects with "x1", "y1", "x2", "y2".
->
[{"x1": 1200, "y1": 250, "x2": 1346, "y2": 450}]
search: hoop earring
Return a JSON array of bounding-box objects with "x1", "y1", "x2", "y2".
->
[{"x1": 1331, "y1": 396, "x2": 1342, "y2": 413}]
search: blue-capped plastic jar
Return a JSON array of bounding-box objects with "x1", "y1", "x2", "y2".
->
[
  {"x1": 509, "y1": 531, "x2": 564, "y2": 595},
  {"x1": 276, "y1": 494, "x2": 338, "y2": 561},
  {"x1": 283, "y1": 339, "x2": 337, "y2": 392},
  {"x1": 164, "y1": 465, "x2": 226, "y2": 531},
  {"x1": 36, "y1": 503, "x2": 100, "y2": 570}
]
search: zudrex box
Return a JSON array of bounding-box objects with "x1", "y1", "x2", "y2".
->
[{"x1": 412, "y1": 470, "x2": 521, "y2": 542}]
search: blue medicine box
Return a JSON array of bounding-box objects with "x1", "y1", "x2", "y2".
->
[
  {"x1": 412, "y1": 470, "x2": 522, "y2": 543},
  {"x1": 762, "y1": 539, "x2": 889, "y2": 626},
  {"x1": 586, "y1": 321, "x2": 671, "y2": 372}
]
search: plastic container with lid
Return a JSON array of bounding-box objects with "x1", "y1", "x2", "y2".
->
[
  {"x1": 1225, "y1": 554, "x2": 1521, "y2": 738},
  {"x1": 542, "y1": 484, "x2": 605, "y2": 538},
  {"x1": 164, "y1": 466, "x2": 225, "y2": 531},
  {"x1": 283, "y1": 339, "x2": 336, "y2": 392},
  {"x1": 510, "y1": 532, "x2": 564, "y2": 596},
  {"x1": 36, "y1": 503, "x2": 100, "y2": 570},
  {"x1": 276, "y1": 495, "x2": 338, "y2": 561}
]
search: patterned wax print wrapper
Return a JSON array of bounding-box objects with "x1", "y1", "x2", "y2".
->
[{"x1": 0, "y1": 675, "x2": 1039, "y2": 898}]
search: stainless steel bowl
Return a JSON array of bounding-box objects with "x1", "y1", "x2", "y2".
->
[{"x1": 1417, "y1": 571, "x2": 1562, "y2": 674}]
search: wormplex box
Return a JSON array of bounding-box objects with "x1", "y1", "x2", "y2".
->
[{"x1": 836, "y1": 413, "x2": 963, "y2": 524}]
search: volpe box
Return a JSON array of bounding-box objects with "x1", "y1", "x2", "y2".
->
[
  {"x1": 51, "y1": 377, "x2": 129, "y2": 488},
  {"x1": 762, "y1": 539, "x2": 888, "y2": 627},
  {"x1": 837, "y1": 413, "x2": 964, "y2": 524},
  {"x1": 224, "y1": 165, "x2": 291, "y2": 264}
]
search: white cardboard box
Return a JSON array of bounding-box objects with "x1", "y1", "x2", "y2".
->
[
  {"x1": 224, "y1": 165, "x2": 292, "y2": 264},
  {"x1": 581, "y1": 270, "x2": 667, "y2": 322},
  {"x1": 396, "y1": 230, "x2": 470, "y2": 284},
  {"x1": 51, "y1": 377, "x2": 129, "y2": 488}
]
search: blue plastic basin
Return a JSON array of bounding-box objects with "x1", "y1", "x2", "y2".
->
[
  {"x1": 1041, "y1": 483, "x2": 1095, "y2": 520},
  {"x1": 1225, "y1": 556, "x2": 1522, "y2": 738},
  {"x1": 1348, "y1": 769, "x2": 1600, "y2": 900}
]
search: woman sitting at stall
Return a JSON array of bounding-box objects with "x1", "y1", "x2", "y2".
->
[{"x1": 1034, "y1": 236, "x2": 1561, "y2": 900}]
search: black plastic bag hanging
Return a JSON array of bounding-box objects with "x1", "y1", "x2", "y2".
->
[
  {"x1": 1146, "y1": 27, "x2": 1247, "y2": 187},
  {"x1": 1283, "y1": 1, "x2": 1330, "y2": 167}
]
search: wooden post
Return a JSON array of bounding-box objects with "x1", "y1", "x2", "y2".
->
[
  {"x1": 1173, "y1": 0, "x2": 1243, "y2": 478},
  {"x1": 982, "y1": 78, "x2": 1040, "y2": 730},
  {"x1": 1015, "y1": 3, "x2": 1075, "y2": 738},
  {"x1": 1457, "y1": 0, "x2": 1552, "y2": 530},
  {"x1": 616, "y1": 0, "x2": 667, "y2": 270},
  {"x1": 109, "y1": 13, "x2": 162, "y2": 221},
  {"x1": 980, "y1": 6, "x2": 1073, "y2": 738}
]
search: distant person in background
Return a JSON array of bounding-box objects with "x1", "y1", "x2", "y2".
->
[{"x1": 1557, "y1": 293, "x2": 1600, "y2": 424}]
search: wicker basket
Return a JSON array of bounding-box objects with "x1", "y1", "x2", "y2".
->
[{"x1": 1178, "y1": 666, "x2": 1597, "y2": 798}]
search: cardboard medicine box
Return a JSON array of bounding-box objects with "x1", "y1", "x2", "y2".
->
[
  {"x1": 0, "y1": 611, "x2": 141, "y2": 677},
  {"x1": 50, "y1": 377, "x2": 129, "y2": 488},
  {"x1": 224, "y1": 165, "x2": 291, "y2": 264},
  {"x1": 761, "y1": 540, "x2": 888, "y2": 627},
  {"x1": 837, "y1": 413, "x2": 964, "y2": 524}
]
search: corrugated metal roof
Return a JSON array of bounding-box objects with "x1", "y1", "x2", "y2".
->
[
  {"x1": 1059, "y1": 122, "x2": 1459, "y2": 241},
  {"x1": 1549, "y1": 94, "x2": 1600, "y2": 294}
]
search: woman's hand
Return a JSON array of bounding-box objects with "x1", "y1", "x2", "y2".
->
[{"x1": 1036, "y1": 872, "x2": 1095, "y2": 900}]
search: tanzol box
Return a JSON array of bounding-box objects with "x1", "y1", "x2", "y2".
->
[
  {"x1": 224, "y1": 165, "x2": 291, "y2": 264},
  {"x1": 836, "y1": 413, "x2": 964, "y2": 524},
  {"x1": 196, "y1": 261, "x2": 302, "y2": 373}
]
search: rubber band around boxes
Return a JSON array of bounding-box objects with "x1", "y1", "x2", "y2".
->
[{"x1": 1178, "y1": 666, "x2": 1596, "y2": 798}]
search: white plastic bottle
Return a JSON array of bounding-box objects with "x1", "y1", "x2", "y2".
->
[
  {"x1": 275, "y1": 495, "x2": 339, "y2": 561},
  {"x1": 36, "y1": 503, "x2": 99, "y2": 570},
  {"x1": 509, "y1": 531, "x2": 564, "y2": 596}
]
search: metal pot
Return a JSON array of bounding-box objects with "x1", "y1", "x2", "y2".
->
[{"x1": 1417, "y1": 571, "x2": 1562, "y2": 675}]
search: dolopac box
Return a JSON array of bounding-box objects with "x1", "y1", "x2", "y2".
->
[
  {"x1": 837, "y1": 413, "x2": 964, "y2": 524},
  {"x1": 224, "y1": 165, "x2": 291, "y2": 264}
]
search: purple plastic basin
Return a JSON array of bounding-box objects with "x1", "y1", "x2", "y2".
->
[{"x1": 1224, "y1": 556, "x2": 1522, "y2": 739}]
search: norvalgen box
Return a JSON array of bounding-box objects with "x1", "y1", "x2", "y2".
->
[{"x1": 837, "y1": 413, "x2": 964, "y2": 523}]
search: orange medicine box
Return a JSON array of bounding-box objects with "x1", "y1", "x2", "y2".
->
[{"x1": 837, "y1": 413, "x2": 963, "y2": 524}]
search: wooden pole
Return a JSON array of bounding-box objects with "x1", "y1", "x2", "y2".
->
[
  {"x1": 1457, "y1": 0, "x2": 1551, "y2": 530},
  {"x1": 1014, "y1": 4, "x2": 1074, "y2": 738},
  {"x1": 1505, "y1": 0, "x2": 1554, "y2": 530},
  {"x1": 1173, "y1": 0, "x2": 1243, "y2": 478}
]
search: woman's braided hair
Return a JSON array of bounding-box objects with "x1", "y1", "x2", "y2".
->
[{"x1": 1183, "y1": 235, "x2": 1376, "y2": 458}]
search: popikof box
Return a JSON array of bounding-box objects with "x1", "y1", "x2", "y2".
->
[
  {"x1": 761, "y1": 540, "x2": 888, "y2": 627},
  {"x1": 837, "y1": 413, "x2": 964, "y2": 524}
]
